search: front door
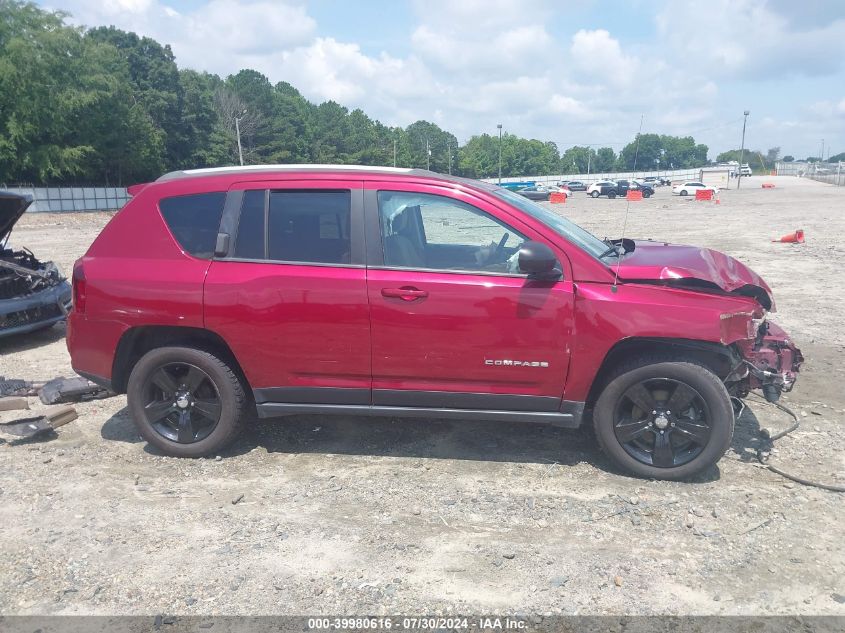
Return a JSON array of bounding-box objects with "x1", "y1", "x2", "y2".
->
[
  {"x1": 365, "y1": 183, "x2": 575, "y2": 412},
  {"x1": 204, "y1": 180, "x2": 371, "y2": 406}
]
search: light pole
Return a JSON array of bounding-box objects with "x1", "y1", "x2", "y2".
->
[
  {"x1": 425, "y1": 137, "x2": 431, "y2": 170},
  {"x1": 393, "y1": 136, "x2": 397, "y2": 168},
  {"x1": 235, "y1": 109, "x2": 246, "y2": 166},
  {"x1": 447, "y1": 140, "x2": 452, "y2": 175},
  {"x1": 497, "y1": 124, "x2": 503, "y2": 184},
  {"x1": 737, "y1": 110, "x2": 749, "y2": 189}
]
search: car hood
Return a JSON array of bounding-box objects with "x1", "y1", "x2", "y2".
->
[
  {"x1": 615, "y1": 239, "x2": 775, "y2": 310},
  {"x1": 0, "y1": 191, "x2": 33, "y2": 243}
]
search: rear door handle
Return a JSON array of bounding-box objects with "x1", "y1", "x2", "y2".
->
[{"x1": 381, "y1": 287, "x2": 429, "y2": 301}]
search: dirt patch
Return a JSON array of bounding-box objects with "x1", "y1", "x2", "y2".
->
[{"x1": 0, "y1": 177, "x2": 842, "y2": 616}]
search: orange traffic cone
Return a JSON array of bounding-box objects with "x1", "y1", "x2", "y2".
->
[{"x1": 773, "y1": 229, "x2": 804, "y2": 243}]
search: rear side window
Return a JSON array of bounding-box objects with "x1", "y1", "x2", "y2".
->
[
  {"x1": 267, "y1": 191, "x2": 351, "y2": 264},
  {"x1": 159, "y1": 192, "x2": 225, "y2": 258},
  {"x1": 234, "y1": 190, "x2": 265, "y2": 259}
]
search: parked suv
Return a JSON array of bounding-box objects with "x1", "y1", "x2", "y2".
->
[
  {"x1": 587, "y1": 180, "x2": 653, "y2": 199},
  {"x1": 68, "y1": 165, "x2": 802, "y2": 480}
]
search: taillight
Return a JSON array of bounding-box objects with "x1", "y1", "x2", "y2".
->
[{"x1": 72, "y1": 261, "x2": 87, "y2": 314}]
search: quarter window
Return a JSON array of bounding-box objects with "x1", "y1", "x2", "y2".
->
[
  {"x1": 158, "y1": 192, "x2": 225, "y2": 258},
  {"x1": 377, "y1": 191, "x2": 526, "y2": 274}
]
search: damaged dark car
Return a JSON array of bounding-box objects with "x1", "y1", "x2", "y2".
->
[{"x1": 0, "y1": 191, "x2": 72, "y2": 338}]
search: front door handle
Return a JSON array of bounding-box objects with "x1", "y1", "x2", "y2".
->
[{"x1": 381, "y1": 287, "x2": 429, "y2": 301}]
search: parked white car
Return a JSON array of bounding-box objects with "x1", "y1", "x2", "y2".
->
[
  {"x1": 586, "y1": 181, "x2": 617, "y2": 197},
  {"x1": 545, "y1": 185, "x2": 570, "y2": 196},
  {"x1": 673, "y1": 181, "x2": 719, "y2": 196}
]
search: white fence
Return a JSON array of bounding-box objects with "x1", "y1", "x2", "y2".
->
[
  {"x1": 3, "y1": 186, "x2": 130, "y2": 212},
  {"x1": 483, "y1": 167, "x2": 702, "y2": 186},
  {"x1": 775, "y1": 161, "x2": 844, "y2": 186}
]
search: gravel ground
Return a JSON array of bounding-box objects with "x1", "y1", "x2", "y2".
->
[{"x1": 0, "y1": 175, "x2": 843, "y2": 617}]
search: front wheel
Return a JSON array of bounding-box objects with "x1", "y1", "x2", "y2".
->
[
  {"x1": 679, "y1": 189, "x2": 688, "y2": 196},
  {"x1": 592, "y1": 358, "x2": 734, "y2": 480},
  {"x1": 643, "y1": 191, "x2": 652, "y2": 198},
  {"x1": 127, "y1": 346, "x2": 248, "y2": 457},
  {"x1": 590, "y1": 190, "x2": 600, "y2": 198}
]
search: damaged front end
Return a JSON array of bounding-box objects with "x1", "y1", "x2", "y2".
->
[
  {"x1": 0, "y1": 191, "x2": 72, "y2": 338},
  {"x1": 725, "y1": 314, "x2": 804, "y2": 403}
]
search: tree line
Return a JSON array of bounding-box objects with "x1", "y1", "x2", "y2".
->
[{"x1": 2, "y1": 1, "x2": 712, "y2": 186}]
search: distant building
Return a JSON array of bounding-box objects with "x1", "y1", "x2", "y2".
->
[{"x1": 699, "y1": 166, "x2": 732, "y2": 188}]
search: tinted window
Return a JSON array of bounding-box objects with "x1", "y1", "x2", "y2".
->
[
  {"x1": 234, "y1": 190, "x2": 265, "y2": 259},
  {"x1": 267, "y1": 191, "x2": 351, "y2": 264},
  {"x1": 378, "y1": 191, "x2": 526, "y2": 274},
  {"x1": 159, "y1": 192, "x2": 225, "y2": 258}
]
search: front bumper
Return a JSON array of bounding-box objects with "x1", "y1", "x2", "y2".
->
[
  {"x1": 733, "y1": 321, "x2": 803, "y2": 401},
  {"x1": 0, "y1": 281, "x2": 72, "y2": 338}
]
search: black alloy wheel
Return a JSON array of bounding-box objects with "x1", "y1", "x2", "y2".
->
[
  {"x1": 142, "y1": 362, "x2": 222, "y2": 443},
  {"x1": 612, "y1": 378, "x2": 711, "y2": 468},
  {"x1": 592, "y1": 358, "x2": 734, "y2": 480}
]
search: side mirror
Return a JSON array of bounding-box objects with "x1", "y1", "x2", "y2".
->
[{"x1": 518, "y1": 241, "x2": 562, "y2": 280}]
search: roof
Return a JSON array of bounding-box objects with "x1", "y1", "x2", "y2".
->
[
  {"x1": 154, "y1": 164, "x2": 499, "y2": 191},
  {"x1": 158, "y1": 164, "x2": 415, "y2": 182}
]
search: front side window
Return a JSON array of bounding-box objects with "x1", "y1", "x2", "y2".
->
[
  {"x1": 491, "y1": 187, "x2": 608, "y2": 259},
  {"x1": 158, "y1": 192, "x2": 225, "y2": 258},
  {"x1": 377, "y1": 191, "x2": 526, "y2": 274}
]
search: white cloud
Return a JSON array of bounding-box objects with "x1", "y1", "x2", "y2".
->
[
  {"x1": 37, "y1": 0, "x2": 845, "y2": 157},
  {"x1": 655, "y1": 0, "x2": 845, "y2": 79}
]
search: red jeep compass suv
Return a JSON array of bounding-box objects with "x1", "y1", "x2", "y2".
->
[{"x1": 67, "y1": 165, "x2": 802, "y2": 480}]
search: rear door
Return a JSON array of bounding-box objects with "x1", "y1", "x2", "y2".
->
[
  {"x1": 364, "y1": 182, "x2": 575, "y2": 412},
  {"x1": 204, "y1": 179, "x2": 371, "y2": 406}
]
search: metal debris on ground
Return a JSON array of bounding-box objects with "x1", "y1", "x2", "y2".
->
[
  {"x1": 0, "y1": 376, "x2": 39, "y2": 397},
  {"x1": 38, "y1": 376, "x2": 114, "y2": 404},
  {"x1": 0, "y1": 405, "x2": 77, "y2": 439},
  {"x1": 0, "y1": 396, "x2": 29, "y2": 412}
]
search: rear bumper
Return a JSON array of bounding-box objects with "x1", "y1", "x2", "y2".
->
[{"x1": 0, "y1": 281, "x2": 72, "y2": 338}]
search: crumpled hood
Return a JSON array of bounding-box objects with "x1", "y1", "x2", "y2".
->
[
  {"x1": 0, "y1": 191, "x2": 32, "y2": 243},
  {"x1": 615, "y1": 239, "x2": 775, "y2": 310}
]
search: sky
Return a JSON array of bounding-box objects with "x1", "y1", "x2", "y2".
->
[{"x1": 38, "y1": 0, "x2": 845, "y2": 160}]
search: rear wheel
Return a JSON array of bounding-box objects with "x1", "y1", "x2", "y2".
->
[
  {"x1": 593, "y1": 358, "x2": 734, "y2": 480},
  {"x1": 127, "y1": 346, "x2": 247, "y2": 457},
  {"x1": 590, "y1": 190, "x2": 600, "y2": 198},
  {"x1": 607, "y1": 191, "x2": 616, "y2": 199}
]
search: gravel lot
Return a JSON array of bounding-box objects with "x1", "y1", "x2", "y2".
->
[{"x1": 0, "y1": 175, "x2": 843, "y2": 617}]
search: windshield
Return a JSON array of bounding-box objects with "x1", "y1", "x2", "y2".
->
[{"x1": 492, "y1": 188, "x2": 609, "y2": 259}]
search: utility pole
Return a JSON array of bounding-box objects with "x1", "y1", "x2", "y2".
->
[
  {"x1": 393, "y1": 137, "x2": 397, "y2": 167},
  {"x1": 425, "y1": 137, "x2": 430, "y2": 170},
  {"x1": 447, "y1": 140, "x2": 452, "y2": 175},
  {"x1": 737, "y1": 110, "x2": 749, "y2": 189},
  {"x1": 497, "y1": 124, "x2": 503, "y2": 184},
  {"x1": 235, "y1": 109, "x2": 246, "y2": 166},
  {"x1": 587, "y1": 150, "x2": 591, "y2": 180}
]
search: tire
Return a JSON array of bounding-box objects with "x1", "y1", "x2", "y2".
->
[
  {"x1": 608, "y1": 191, "x2": 616, "y2": 199},
  {"x1": 127, "y1": 346, "x2": 247, "y2": 458},
  {"x1": 643, "y1": 191, "x2": 652, "y2": 198},
  {"x1": 679, "y1": 189, "x2": 688, "y2": 196},
  {"x1": 592, "y1": 357, "x2": 734, "y2": 480},
  {"x1": 590, "y1": 190, "x2": 600, "y2": 198}
]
